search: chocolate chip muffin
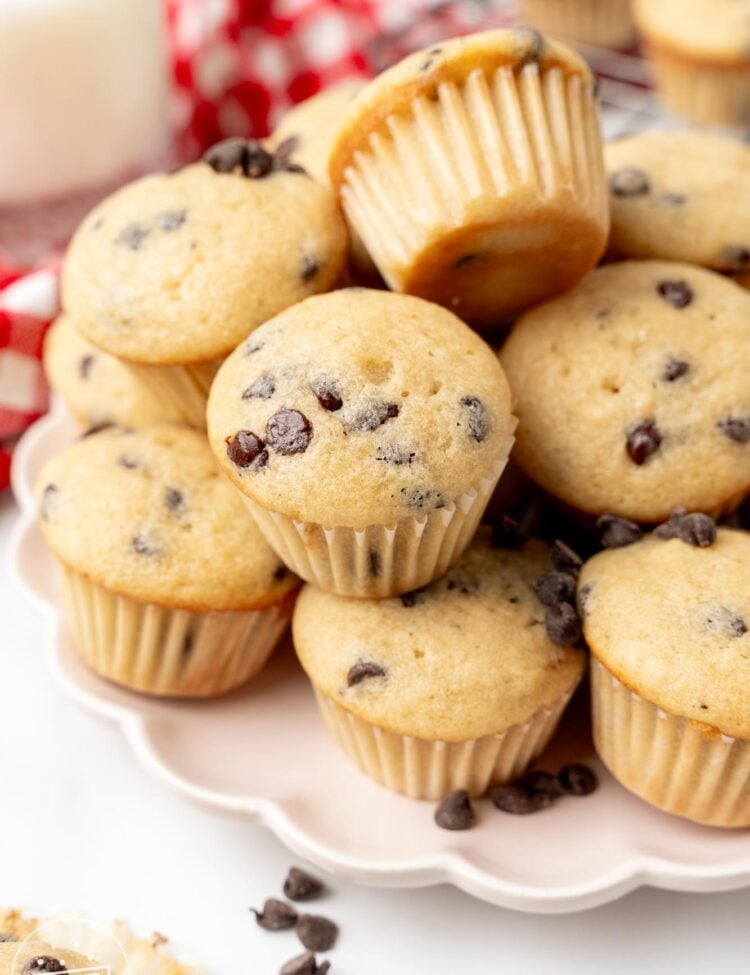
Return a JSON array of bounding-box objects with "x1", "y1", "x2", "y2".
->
[
  {"x1": 293, "y1": 528, "x2": 586, "y2": 798},
  {"x1": 518, "y1": 0, "x2": 635, "y2": 49},
  {"x1": 605, "y1": 130, "x2": 750, "y2": 282},
  {"x1": 329, "y1": 28, "x2": 608, "y2": 329},
  {"x1": 62, "y1": 139, "x2": 348, "y2": 427},
  {"x1": 500, "y1": 260, "x2": 750, "y2": 523},
  {"x1": 43, "y1": 313, "x2": 183, "y2": 428},
  {"x1": 581, "y1": 524, "x2": 750, "y2": 826},
  {"x1": 35, "y1": 424, "x2": 298, "y2": 696},
  {"x1": 634, "y1": 0, "x2": 750, "y2": 126},
  {"x1": 207, "y1": 288, "x2": 516, "y2": 598}
]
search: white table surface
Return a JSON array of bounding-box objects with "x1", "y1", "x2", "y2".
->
[{"x1": 1, "y1": 491, "x2": 748, "y2": 974}]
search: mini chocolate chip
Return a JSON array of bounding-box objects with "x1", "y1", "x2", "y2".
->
[
  {"x1": 347, "y1": 660, "x2": 386, "y2": 687},
  {"x1": 419, "y1": 46, "x2": 443, "y2": 71},
  {"x1": 718, "y1": 415, "x2": 750, "y2": 444},
  {"x1": 157, "y1": 209, "x2": 187, "y2": 231},
  {"x1": 662, "y1": 358, "x2": 689, "y2": 382},
  {"x1": 369, "y1": 549, "x2": 381, "y2": 578},
  {"x1": 489, "y1": 514, "x2": 528, "y2": 549},
  {"x1": 116, "y1": 222, "x2": 150, "y2": 250},
  {"x1": 242, "y1": 372, "x2": 276, "y2": 400},
  {"x1": 491, "y1": 783, "x2": 552, "y2": 814},
  {"x1": 311, "y1": 380, "x2": 342, "y2": 412},
  {"x1": 706, "y1": 606, "x2": 748, "y2": 638},
  {"x1": 245, "y1": 340, "x2": 264, "y2": 356},
  {"x1": 516, "y1": 770, "x2": 565, "y2": 799},
  {"x1": 626, "y1": 419, "x2": 662, "y2": 465},
  {"x1": 280, "y1": 951, "x2": 329, "y2": 975},
  {"x1": 252, "y1": 898, "x2": 298, "y2": 931},
  {"x1": 545, "y1": 602, "x2": 582, "y2": 646},
  {"x1": 434, "y1": 789, "x2": 476, "y2": 830},
  {"x1": 132, "y1": 532, "x2": 160, "y2": 556},
  {"x1": 0, "y1": 934, "x2": 17, "y2": 942},
  {"x1": 610, "y1": 167, "x2": 650, "y2": 198},
  {"x1": 661, "y1": 192, "x2": 687, "y2": 206},
  {"x1": 576, "y1": 582, "x2": 593, "y2": 618},
  {"x1": 348, "y1": 402, "x2": 399, "y2": 432},
  {"x1": 275, "y1": 136, "x2": 300, "y2": 161},
  {"x1": 79, "y1": 354, "x2": 95, "y2": 379},
  {"x1": 446, "y1": 575, "x2": 480, "y2": 595},
  {"x1": 534, "y1": 571, "x2": 577, "y2": 607},
  {"x1": 700, "y1": 703, "x2": 709, "y2": 710},
  {"x1": 226, "y1": 430, "x2": 269, "y2": 468},
  {"x1": 117, "y1": 453, "x2": 139, "y2": 469},
  {"x1": 164, "y1": 486, "x2": 185, "y2": 513},
  {"x1": 402, "y1": 487, "x2": 444, "y2": 510},
  {"x1": 654, "y1": 510, "x2": 717, "y2": 547},
  {"x1": 40, "y1": 483, "x2": 59, "y2": 521},
  {"x1": 657, "y1": 280, "x2": 693, "y2": 309},
  {"x1": 551, "y1": 540, "x2": 583, "y2": 575},
  {"x1": 596, "y1": 513, "x2": 642, "y2": 548},
  {"x1": 721, "y1": 244, "x2": 750, "y2": 271},
  {"x1": 283, "y1": 868, "x2": 325, "y2": 902},
  {"x1": 559, "y1": 763, "x2": 598, "y2": 796},
  {"x1": 301, "y1": 255, "x2": 319, "y2": 281},
  {"x1": 297, "y1": 915, "x2": 338, "y2": 953},
  {"x1": 23, "y1": 959, "x2": 67, "y2": 973},
  {"x1": 515, "y1": 26, "x2": 544, "y2": 63},
  {"x1": 266, "y1": 408, "x2": 313, "y2": 455},
  {"x1": 241, "y1": 140, "x2": 274, "y2": 176},
  {"x1": 274, "y1": 564, "x2": 288, "y2": 582},
  {"x1": 375, "y1": 444, "x2": 415, "y2": 465},
  {"x1": 400, "y1": 586, "x2": 428, "y2": 607},
  {"x1": 459, "y1": 395, "x2": 489, "y2": 443},
  {"x1": 203, "y1": 137, "x2": 247, "y2": 173}
]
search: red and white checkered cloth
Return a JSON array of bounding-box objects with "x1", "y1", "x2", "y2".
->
[{"x1": 0, "y1": 0, "x2": 514, "y2": 490}]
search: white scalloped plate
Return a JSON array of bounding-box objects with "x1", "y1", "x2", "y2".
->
[{"x1": 9, "y1": 407, "x2": 750, "y2": 913}]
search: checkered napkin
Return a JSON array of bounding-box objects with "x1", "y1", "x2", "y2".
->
[{"x1": 0, "y1": 0, "x2": 514, "y2": 491}]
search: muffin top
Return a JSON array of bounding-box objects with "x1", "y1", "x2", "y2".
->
[
  {"x1": 36, "y1": 425, "x2": 298, "y2": 611},
  {"x1": 633, "y1": 0, "x2": 750, "y2": 61},
  {"x1": 270, "y1": 81, "x2": 366, "y2": 186},
  {"x1": 207, "y1": 289, "x2": 515, "y2": 528},
  {"x1": 329, "y1": 27, "x2": 592, "y2": 187},
  {"x1": 580, "y1": 528, "x2": 750, "y2": 739},
  {"x1": 500, "y1": 260, "x2": 750, "y2": 522},
  {"x1": 43, "y1": 314, "x2": 183, "y2": 428},
  {"x1": 605, "y1": 130, "x2": 750, "y2": 274},
  {"x1": 62, "y1": 143, "x2": 348, "y2": 366},
  {"x1": 293, "y1": 530, "x2": 586, "y2": 740}
]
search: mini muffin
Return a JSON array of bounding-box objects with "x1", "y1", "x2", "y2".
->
[
  {"x1": 581, "y1": 523, "x2": 750, "y2": 827},
  {"x1": 293, "y1": 529, "x2": 586, "y2": 799},
  {"x1": 605, "y1": 130, "x2": 750, "y2": 282},
  {"x1": 329, "y1": 28, "x2": 609, "y2": 330},
  {"x1": 634, "y1": 0, "x2": 750, "y2": 126},
  {"x1": 43, "y1": 313, "x2": 183, "y2": 428},
  {"x1": 518, "y1": 0, "x2": 635, "y2": 49},
  {"x1": 0, "y1": 940, "x2": 108, "y2": 974},
  {"x1": 62, "y1": 139, "x2": 348, "y2": 428},
  {"x1": 35, "y1": 425, "x2": 298, "y2": 696},
  {"x1": 207, "y1": 289, "x2": 516, "y2": 598},
  {"x1": 500, "y1": 261, "x2": 750, "y2": 523}
]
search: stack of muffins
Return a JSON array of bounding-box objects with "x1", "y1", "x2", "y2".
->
[{"x1": 37, "y1": 24, "x2": 750, "y2": 828}]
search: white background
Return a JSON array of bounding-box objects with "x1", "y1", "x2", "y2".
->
[{"x1": 1, "y1": 492, "x2": 748, "y2": 974}]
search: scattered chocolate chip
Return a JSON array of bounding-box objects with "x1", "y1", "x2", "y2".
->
[
  {"x1": 226, "y1": 430, "x2": 269, "y2": 468},
  {"x1": 275, "y1": 136, "x2": 300, "y2": 161},
  {"x1": 419, "y1": 46, "x2": 443, "y2": 71},
  {"x1": 164, "y1": 486, "x2": 185, "y2": 513},
  {"x1": 23, "y1": 959, "x2": 67, "y2": 973},
  {"x1": 654, "y1": 510, "x2": 716, "y2": 547},
  {"x1": 297, "y1": 915, "x2": 338, "y2": 953},
  {"x1": 369, "y1": 549, "x2": 381, "y2": 578},
  {"x1": 596, "y1": 513, "x2": 642, "y2": 548},
  {"x1": 609, "y1": 167, "x2": 650, "y2": 198},
  {"x1": 116, "y1": 222, "x2": 150, "y2": 250},
  {"x1": 517, "y1": 770, "x2": 565, "y2": 799},
  {"x1": 0, "y1": 934, "x2": 17, "y2": 942},
  {"x1": 400, "y1": 587, "x2": 428, "y2": 607},
  {"x1": 245, "y1": 339, "x2": 264, "y2": 356},
  {"x1": 491, "y1": 783, "x2": 552, "y2": 815},
  {"x1": 348, "y1": 402, "x2": 399, "y2": 432},
  {"x1": 551, "y1": 540, "x2": 583, "y2": 575},
  {"x1": 204, "y1": 137, "x2": 307, "y2": 178},
  {"x1": 40, "y1": 483, "x2": 59, "y2": 521},
  {"x1": 266, "y1": 408, "x2": 313, "y2": 455},
  {"x1": 283, "y1": 867, "x2": 325, "y2": 902},
  {"x1": 706, "y1": 606, "x2": 748, "y2": 638},
  {"x1": 132, "y1": 532, "x2": 160, "y2": 556},
  {"x1": 544, "y1": 602, "x2": 582, "y2": 646},
  {"x1": 657, "y1": 280, "x2": 693, "y2": 309},
  {"x1": 242, "y1": 372, "x2": 276, "y2": 400},
  {"x1": 79, "y1": 354, "x2": 95, "y2": 379},
  {"x1": 157, "y1": 209, "x2": 187, "y2": 231},
  {"x1": 661, "y1": 192, "x2": 687, "y2": 206},
  {"x1": 576, "y1": 582, "x2": 593, "y2": 618},
  {"x1": 280, "y1": 951, "x2": 329, "y2": 975},
  {"x1": 459, "y1": 395, "x2": 489, "y2": 443},
  {"x1": 446, "y1": 575, "x2": 480, "y2": 595},
  {"x1": 252, "y1": 898, "x2": 298, "y2": 931},
  {"x1": 117, "y1": 453, "x2": 139, "y2": 469},
  {"x1": 718, "y1": 415, "x2": 750, "y2": 444},
  {"x1": 720, "y1": 244, "x2": 750, "y2": 271},
  {"x1": 662, "y1": 358, "x2": 689, "y2": 382},
  {"x1": 203, "y1": 137, "x2": 246, "y2": 173},
  {"x1": 559, "y1": 763, "x2": 598, "y2": 796},
  {"x1": 347, "y1": 660, "x2": 386, "y2": 687},
  {"x1": 434, "y1": 789, "x2": 476, "y2": 830},
  {"x1": 489, "y1": 514, "x2": 528, "y2": 549},
  {"x1": 534, "y1": 571, "x2": 577, "y2": 607},
  {"x1": 241, "y1": 140, "x2": 275, "y2": 177},
  {"x1": 626, "y1": 419, "x2": 662, "y2": 465},
  {"x1": 402, "y1": 487, "x2": 444, "y2": 510},
  {"x1": 274, "y1": 564, "x2": 288, "y2": 582},
  {"x1": 311, "y1": 380, "x2": 342, "y2": 412},
  {"x1": 301, "y1": 255, "x2": 319, "y2": 281},
  {"x1": 375, "y1": 444, "x2": 415, "y2": 465},
  {"x1": 515, "y1": 25, "x2": 544, "y2": 63}
]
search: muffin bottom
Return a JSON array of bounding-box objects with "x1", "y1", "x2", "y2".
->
[
  {"x1": 645, "y1": 43, "x2": 750, "y2": 126},
  {"x1": 122, "y1": 358, "x2": 220, "y2": 430},
  {"x1": 518, "y1": 0, "x2": 635, "y2": 48}
]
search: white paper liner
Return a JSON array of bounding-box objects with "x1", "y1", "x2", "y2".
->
[
  {"x1": 238, "y1": 437, "x2": 513, "y2": 598},
  {"x1": 591, "y1": 657, "x2": 750, "y2": 827},
  {"x1": 121, "y1": 359, "x2": 220, "y2": 430},
  {"x1": 645, "y1": 45, "x2": 750, "y2": 126},
  {"x1": 518, "y1": 0, "x2": 635, "y2": 48},
  {"x1": 58, "y1": 563, "x2": 289, "y2": 697},
  {"x1": 314, "y1": 688, "x2": 573, "y2": 800}
]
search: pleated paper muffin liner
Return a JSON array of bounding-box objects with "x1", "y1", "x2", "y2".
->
[
  {"x1": 591, "y1": 656, "x2": 750, "y2": 827},
  {"x1": 238, "y1": 437, "x2": 513, "y2": 599},
  {"x1": 518, "y1": 0, "x2": 635, "y2": 49},
  {"x1": 645, "y1": 45, "x2": 750, "y2": 127},
  {"x1": 314, "y1": 687, "x2": 574, "y2": 800},
  {"x1": 123, "y1": 358, "x2": 220, "y2": 430},
  {"x1": 58, "y1": 562, "x2": 290, "y2": 697}
]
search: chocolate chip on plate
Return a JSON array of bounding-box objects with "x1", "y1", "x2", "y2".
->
[
  {"x1": 654, "y1": 510, "x2": 716, "y2": 547},
  {"x1": 516, "y1": 770, "x2": 565, "y2": 799},
  {"x1": 596, "y1": 513, "x2": 642, "y2": 549},
  {"x1": 609, "y1": 167, "x2": 649, "y2": 198},
  {"x1": 459, "y1": 395, "x2": 490, "y2": 443},
  {"x1": 662, "y1": 358, "x2": 689, "y2": 382},
  {"x1": 252, "y1": 898, "x2": 298, "y2": 931},
  {"x1": 311, "y1": 380, "x2": 342, "y2": 412},
  {"x1": 544, "y1": 602, "x2": 582, "y2": 646},
  {"x1": 280, "y1": 951, "x2": 330, "y2": 975},
  {"x1": 434, "y1": 789, "x2": 476, "y2": 830},
  {"x1": 283, "y1": 867, "x2": 325, "y2": 902},
  {"x1": 226, "y1": 430, "x2": 269, "y2": 468},
  {"x1": 297, "y1": 915, "x2": 339, "y2": 953},
  {"x1": 23, "y1": 959, "x2": 68, "y2": 973},
  {"x1": 558, "y1": 763, "x2": 598, "y2": 796},
  {"x1": 347, "y1": 660, "x2": 386, "y2": 687},
  {"x1": 491, "y1": 783, "x2": 552, "y2": 815},
  {"x1": 657, "y1": 280, "x2": 693, "y2": 309},
  {"x1": 242, "y1": 372, "x2": 276, "y2": 400},
  {"x1": 626, "y1": 419, "x2": 662, "y2": 465},
  {"x1": 534, "y1": 571, "x2": 577, "y2": 607},
  {"x1": 717, "y1": 415, "x2": 750, "y2": 444}
]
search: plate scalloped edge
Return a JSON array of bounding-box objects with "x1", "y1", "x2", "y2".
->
[{"x1": 7, "y1": 407, "x2": 750, "y2": 914}]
